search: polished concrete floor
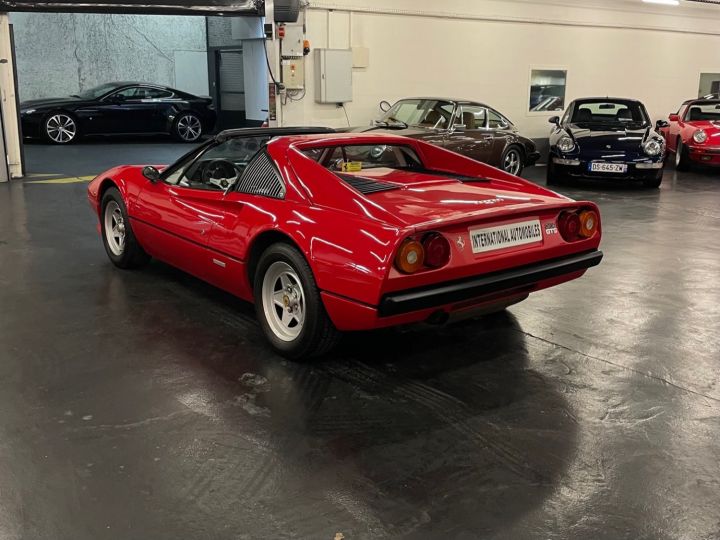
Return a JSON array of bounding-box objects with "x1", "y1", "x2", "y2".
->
[{"x1": 1, "y1": 142, "x2": 720, "y2": 540}]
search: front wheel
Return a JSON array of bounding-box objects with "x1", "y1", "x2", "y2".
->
[
  {"x1": 501, "y1": 146, "x2": 523, "y2": 176},
  {"x1": 173, "y1": 112, "x2": 203, "y2": 143},
  {"x1": 100, "y1": 187, "x2": 151, "y2": 269},
  {"x1": 546, "y1": 161, "x2": 566, "y2": 186},
  {"x1": 642, "y1": 170, "x2": 664, "y2": 189},
  {"x1": 675, "y1": 139, "x2": 689, "y2": 171},
  {"x1": 254, "y1": 243, "x2": 340, "y2": 360}
]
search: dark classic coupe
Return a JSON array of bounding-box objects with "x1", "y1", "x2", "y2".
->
[
  {"x1": 20, "y1": 82, "x2": 217, "y2": 144},
  {"x1": 349, "y1": 98, "x2": 540, "y2": 176},
  {"x1": 547, "y1": 97, "x2": 667, "y2": 188}
]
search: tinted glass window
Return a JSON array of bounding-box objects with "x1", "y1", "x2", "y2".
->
[
  {"x1": 165, "y1": 136, "x2": 270, "y2": 190},
  {"x1": 488, "y1": 109, "x2": 509, "y2": 129},
  {"x1": 307, "y1": 144, "x2": 423, "y2": 172},
  {"x1": 571, "y1": 100, "x2": 650, "y2": 127},
  {"x1": 76, "y1": 83, "x2": 120, "y2": 99},
  {"x1": 380, "y1": 99, "x2": 453, "y2": 129},
  {"x1": 456, "y1": 105, "x2": 486, "y2": 129},
  {"x1": 136, "y1": 87, "x2": 173, "y2": 99}
]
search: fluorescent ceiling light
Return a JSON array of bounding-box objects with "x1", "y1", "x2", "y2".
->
[{"x1": 643, "y1": 0, "x2": 680, "y2": 5}]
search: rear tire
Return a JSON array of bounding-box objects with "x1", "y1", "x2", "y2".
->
[
  {"x1": 501, "y1": 146, "x2": 524, "y2": 176},
  {"x1": 100, "y1": 187, "x2": 151, "y2": 269},
  {"x1": 253, "y1": 243, "x2": 341, "y2": 360},
  {"x1": 173, "y1": 112, "x2": 203, "y2": 143},
  {"x1": 675, "y1": 138, "x2": 690, "y2": 171}
]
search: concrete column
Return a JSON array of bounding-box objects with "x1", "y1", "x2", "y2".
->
[{"x1": 0, "y1": 13, "x2": 21, "y2": 180}]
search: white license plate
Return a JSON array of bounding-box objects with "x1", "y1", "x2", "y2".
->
[
  {"x1": 470, "y1": 219, "x2": 543, "y2": 254},
  {"x1": 589, "y1": 162, "x2": 627, "y2": 173}
]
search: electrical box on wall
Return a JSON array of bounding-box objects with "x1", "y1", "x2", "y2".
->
[
  {"x1": 314, "y1": 49, "x2": 353, "y2": 104},
  {"x1": 282, "y1": 60, "x2": 304, "y2": 90},
  {"x1": 282, "y1": 23, "x2": 304, "y2": 58}
]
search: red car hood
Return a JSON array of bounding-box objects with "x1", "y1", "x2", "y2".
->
[
  {"x1": 338, "y1": 168, "x2": 569, "y2": 229},
  {"x1": 686, "y1": 120, "x2": 720, "y2": 132}
]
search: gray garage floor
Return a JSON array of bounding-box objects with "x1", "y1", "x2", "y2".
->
[{"x1": 1, "y1": 142, "x2": 719, "y2": 540}]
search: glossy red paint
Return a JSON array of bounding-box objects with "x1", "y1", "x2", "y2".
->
[
  {"x1": 88, "y1": 132, "x2": 602, "y2": 332},
  {"x1": 661, "y1": 101, "x2": 720, "y2": 166}
]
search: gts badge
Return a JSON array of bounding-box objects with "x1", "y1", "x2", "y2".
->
[{"x1": 544, "y1": 222, "x2": 559, "y2": 236}]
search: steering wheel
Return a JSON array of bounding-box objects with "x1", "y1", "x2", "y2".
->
[{"x1": 202, "y1": 159, "x2": 241, "y2": 190}]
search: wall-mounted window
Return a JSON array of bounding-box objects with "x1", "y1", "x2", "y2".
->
[
  {"x1": 529, "y1": 69, "x2": 567, "y2": 113},
  {"x1": 698, "y1": 73, "x2": 720, "y2": 97}
]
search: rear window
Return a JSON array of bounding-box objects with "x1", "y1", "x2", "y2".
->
[{"x1": 304, "y1": 144, "x2": 423, "y2": 173}]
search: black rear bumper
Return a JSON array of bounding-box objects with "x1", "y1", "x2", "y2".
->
[{"x1": 379, "y1": 250, "x2": 603, "y2": 317}]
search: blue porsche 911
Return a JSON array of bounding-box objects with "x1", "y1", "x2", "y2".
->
[{"x1": 546, "y1": 97, "x2": 667, "y2": 188}]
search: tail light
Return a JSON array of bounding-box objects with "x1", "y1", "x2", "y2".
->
[
  {"x1": 558, "y1": 209, "x2": 599, "y2": 242},
  {"x1": 395, "y1": 233, "x2": 451, "y2": 274},
  {"x1": 423, "y1": 233, "x2": 451, "y2": 268},
  {"x1": 395, "y1": 239, "x2": 425, "y2": 274},
  {"x1": 578, "y1": 210, "x2": 599, "y2": 238}
]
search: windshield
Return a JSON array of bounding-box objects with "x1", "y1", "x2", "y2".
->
[
  {"x1": 684, "y1": 101, "x2": 720, "y2": 122},
  {"x1": 379, "y1": 99, "x2": 454, "y2": 129},
  {"x1": 75, "y1": 83, "x2": 121, "y2": 100},
  {"x1": 570, "y1": 100, "x2": 650, "y2": 127}
]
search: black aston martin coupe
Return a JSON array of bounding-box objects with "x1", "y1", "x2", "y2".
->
[{"x1": 20, "y1": 82, "x2": 216, "y2": 144}]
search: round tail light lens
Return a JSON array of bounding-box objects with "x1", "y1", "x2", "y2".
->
[
  {"x1": 423, "y1": 233, "x2": 451, "y2": 268},
  {"x1": 579, "y1": 210, "x2": 599, "y2": 238},
  {"x1": 395, "y1": 239, "x2": 425, "y2": 274},
  {"x1": 558, "y1": 211, "x2": 581, "y2": 242}
]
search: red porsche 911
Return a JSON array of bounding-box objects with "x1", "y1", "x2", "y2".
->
[
  {"x1": 660, "y1": 95, "x2": 720, "y2": 170},
  {"x1": 88, "y1": 128, "x2": 603, "y2": 359}
]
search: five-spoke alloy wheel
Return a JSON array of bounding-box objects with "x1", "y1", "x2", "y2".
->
[
  {"x1": 254, "y1": 243, "x2": 340, "y2": 359},
  {"x1": 100, "y1": 187, "x2": 151, "y2": 269},
  {"x1": 104, "y1": 201, "x2": 126, "y2": 256},
  {"x1": 44, "y1": 113, "x2": 77, "y2": 144},
  {"x1": 262, "y1": 262, "x2": 306, "y2": 342}
]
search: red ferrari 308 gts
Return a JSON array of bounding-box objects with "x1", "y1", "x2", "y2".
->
[
  {"x1": 660, "y1": 95, "x2": 720, "y2": 170},
  {"x1": 88, "y1": 128, "x2": 603, "y2": 359}
]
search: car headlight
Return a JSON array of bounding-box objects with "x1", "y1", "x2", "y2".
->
[
  {"x1": 643, "y1": 138, "x2": 663, "y2": 157},
  {"x1": 558, "y1": 136, "x2": 575, "y2": 153},
  {"x1": 21, "y1": 108, "x2": 36, "y2": 115},
  {"x1": 693, "y1": 129, "x2": 708, "y2": 144}
]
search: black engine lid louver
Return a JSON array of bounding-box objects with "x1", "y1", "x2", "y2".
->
[{"x1": 337, "y1": 174, "x2": 400, "y2": 195}]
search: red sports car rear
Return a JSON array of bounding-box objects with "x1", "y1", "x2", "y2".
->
[{"x1": 88, "y1": 129, "x2": 602, "y2": 358}]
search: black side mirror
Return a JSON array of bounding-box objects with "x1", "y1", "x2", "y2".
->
[
  {"x1": 549, "y1": 116, "x2": 560, "y2": 126},
  {"x1": 142, "y1": 165, "x2": 160, "y2": 183},
  {"x1": 656, "y1": 119, "x2": 669, "y2": 129},
  {"x1": 379, "y1": 100, "x2": 392, "y2": 113},
  {"x1": 111, "y1": 94, "x2": 126, "y2": 103}
]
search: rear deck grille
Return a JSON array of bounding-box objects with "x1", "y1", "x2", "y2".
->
[{"x1": 337, "y1": 174, "x2": 399, "y2": 195}]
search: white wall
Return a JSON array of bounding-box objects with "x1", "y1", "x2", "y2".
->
[
  {"x1": 280, "y1": 0, "x2": 720, "y2": 138},
  {"x1": 10, "y1": 13, "x2": 208, "y2": 101}
]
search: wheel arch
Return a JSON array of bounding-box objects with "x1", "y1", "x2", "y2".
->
[{"x1": 246, "y1": 229, "x2": 308, "y2": 287}]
